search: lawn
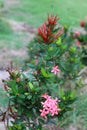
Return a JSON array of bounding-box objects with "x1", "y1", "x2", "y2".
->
[
  {"x1": 3, "y1": 0, "x2": 87, "y2": 27},
  {"x1": 0, "y1": 0, "x2": 87, "y2": 49},
  {"x1": 60, "y1": 93, "x2": 87, "y2": 129}
]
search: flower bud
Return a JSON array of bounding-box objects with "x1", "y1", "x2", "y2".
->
[{"x1": 79, "y1": 20, "x2": 85, "y2": 27}]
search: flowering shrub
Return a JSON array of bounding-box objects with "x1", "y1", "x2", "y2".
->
[
  {"x1": 1, "y1": 15, "x2": 82, "y2": 130},
  {"x1": 26, "y1": 15, "x2": 82, "y2": 126},
  {"x1": 2, "y1": 67, "x2": 61, "y2": 130},
  {"x1": 27, "y1": 15, "x2": 82, "y2": 83},
  {"x1": 65, "y1": 20, "x2": 87, "y2": 65}
]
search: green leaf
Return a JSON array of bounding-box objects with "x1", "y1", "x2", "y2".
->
[
  {"x1": 12, "y1": 85, "x2": 18, "y2": 95},
  {"x1": 19, "y1": 94, "x2": 25, "y2": 99},
  {"x1": 59, "y1": 89, "x2": 64, "y2": 98},
  {"x1": 56, "y1": 37, "x2": 61, "y2": 45},
  {"x1": 28, "y1": 82, "x2": 34, "y2": 91},
  {"x1": 9, "y1": 96, "x2": 16, "y2": 101},
  {"x1": 27, "y1": 95, "x2": 32, "y2": 99},
  {"x1": 27, "y1": 63, "x2": 35, "y2": 68},
  {"x1": 6, "y1": 80, "x2": 18, "y2": 94},
  {"x1": 70, "y1": 90, "x2": 76, "y2": 99},
  {"x1": 41, "y1": 68, "x2": 49, "y2": 78}
]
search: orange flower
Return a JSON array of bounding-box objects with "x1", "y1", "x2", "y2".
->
[
  {"x1": 47, "y1": 14, "x2": 59, "y2": 26},
  {"x1": 37, "y1": 15, "x2": 63, "y2": 44},
  {"x1": 38, "y1": 23, "x2": 51, "y2": 43}
]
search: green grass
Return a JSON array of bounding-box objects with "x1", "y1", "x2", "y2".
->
[
  {"x1": 0, "y1": 87, "x2": 8, "y2": 107},
  {"x1": 3, "y1": 0, "x2": 87, "y2": 27},
  {"x1": 0, "y1": 17, "x2": 30, "y2": 49},
  {"x1": 0, "y1": 32, "x2": 29, "y2": 49},
  {"x1": 0, "y1": 18, "x2": 12, "y2": 34},
  {"x1": 0, "y1": 0, "x2": 87, "y2": 49},
  {"x1": 59, "y1": 93, "x2": 87, "y2": 129}
]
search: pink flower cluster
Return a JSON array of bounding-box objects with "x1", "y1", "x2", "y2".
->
[
  {"x1": 51, "y1": 65, "x2": 60, "y2": 75},
  {"x1": 40, "y1": 93, "x2": 61, "y2": 118}
]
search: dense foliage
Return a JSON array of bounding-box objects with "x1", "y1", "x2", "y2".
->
[{"x1": 1, "y1": 15, "x2": 83, "y2": 130}]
